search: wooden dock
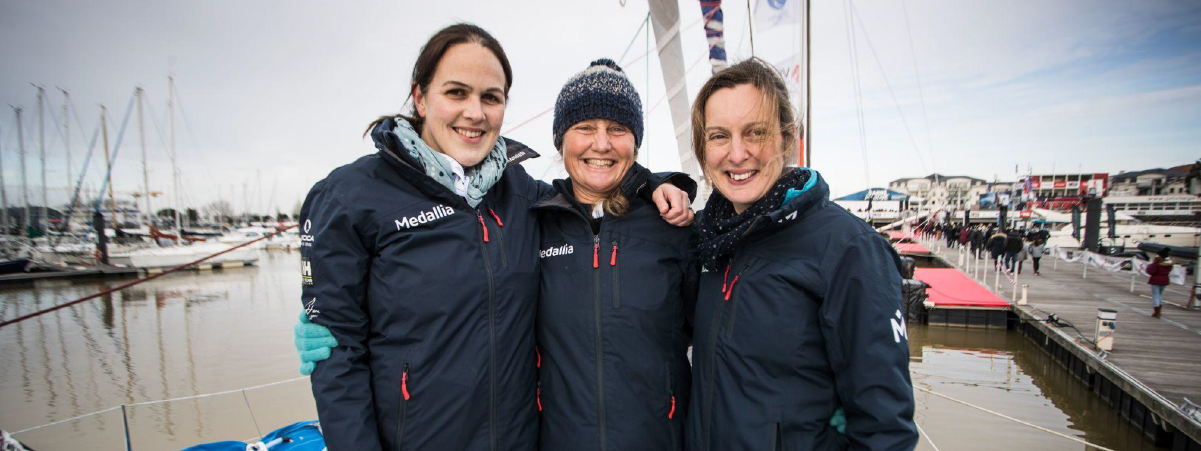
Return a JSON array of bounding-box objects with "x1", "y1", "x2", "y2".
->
[
  {"x1": 0, "y1": 266, "x2": 141, "y2": 285},
  {"x1": 920, "y1": 236, "x2": 1201, "y2": 449}
]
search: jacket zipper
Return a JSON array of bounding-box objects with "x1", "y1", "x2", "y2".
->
[
  {"x1": 488, "y1": 208, "x2": 508, "y2": 268},
  {"x1": 476, "y1": 208, "x2": 499, "y2": 451},
  {"x1": 667, "y1": 363, "x2": 679, "y2": 450},
  {"x1": 536, "y1": 346, "x2": 542, "y2": 411},
  {"x1": 701, "y1": 255, "x2": 739, "y2": 451},
  {"x1": 395, "y1": 362, "x2": 411, "y2": 449},
  {"x1": 611, "y1": 239, "x2": 620, "y2": 308},
  {"x1": 592, "y1": 233, "x2": 607, "y2": 451},
  {"x1": 725, "y1": 265, "x2": 748, "y2": 338}
]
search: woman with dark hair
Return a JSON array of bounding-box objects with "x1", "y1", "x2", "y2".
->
[
  {"x1": 685, "y1": 58, "x2": 917, "y2": 450},
  {"x1": 295, "y1": 24, "x2": 691, "y2": 451}
]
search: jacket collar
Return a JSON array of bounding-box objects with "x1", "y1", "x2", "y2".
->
[{"x1": 369, "y1": 117, "x2": 540, "y2": 209}]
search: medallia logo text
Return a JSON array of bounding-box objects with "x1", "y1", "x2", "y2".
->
[
  {"x1": 396, "y1": 205, "x2": 455, "y2": 230},
  {"x1": 540, "y1": 244, "x2": 574, "y2": 259}
]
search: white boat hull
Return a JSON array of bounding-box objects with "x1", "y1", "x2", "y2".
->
[{"x1": 109, "y1": 243, "x2": 259, "y2": 269}]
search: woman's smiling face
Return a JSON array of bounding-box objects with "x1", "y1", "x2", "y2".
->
[
  {"x1": 702, "y1": 83, "x2": 785, "y2": 214},
  {"x1": 413, "y1": 42, "x2": 507, "y2": 167}
]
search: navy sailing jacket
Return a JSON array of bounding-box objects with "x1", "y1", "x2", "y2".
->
[
  {"x1": 687, "y1": 170, "x2": 918, "y2": 451},
  {"x1": 300, "y1": 118, "x2": 549, "y2": 451},
  {"x1": 533, "y1": 164, "x2": 697, "y2": 451}
]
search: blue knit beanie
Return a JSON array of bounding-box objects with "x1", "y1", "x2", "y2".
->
[{"x1": 552, "y1": 58, "x2": 644, "y2": 151}]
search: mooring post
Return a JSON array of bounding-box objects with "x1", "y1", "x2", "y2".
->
[
  {"x1": 1012, "y1": 269, "x2": 1019, "y2": 303},
  {"x1": 1130, "y1": 270, "x2": 1136, "y2": 293},
  {"x1": 995, "y1": 263, "x2": 1001, "y2": 291},
  {"x1": 1083, "y1": 251, "x2": 1089, "y2": 279},
  {"x1": 1019, "y1": 284, "x2": 1028, "y2": 306}
]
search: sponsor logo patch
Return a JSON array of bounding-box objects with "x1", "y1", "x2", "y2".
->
[
  {"x1": 301, "y1": 219, "x2": 314, "y2": 247},
  {"x1": 890, "y1": 309, "x2": 908, "y2": 343},
  {"x1": 396, "y1": 205, "x2": 455, "y2": 230},
  {"x1": 539, "y1": 244, "x2": 574, "y2": 259},
  {"x1": 301, "y1": 258, "x2": 313, "y2": 286}
]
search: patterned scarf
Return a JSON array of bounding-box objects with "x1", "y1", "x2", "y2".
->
[
  {"x1": 391, "y1": 119, "x2": 507, "y2": 208},
  {"x1": 696, "y1": 168, "x2": 810, "y2": 270}
]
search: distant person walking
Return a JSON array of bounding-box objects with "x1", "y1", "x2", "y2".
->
[
  {"x1": 1003, "y1": 229, "x2": 1023, "y2": 271},
  {"x1": 1014, "y1": 238, "x2": 1029, "y2": 274},
  {"x1": 988, "y1": 228, "x2": 1007, "y2": 267},
  {"x1": 970, "y1": 226, "x2": 984, "y2": 258},
  {"x1": 958, "y1": 226, "x2": 970, "y2": 250},
  {"x1": 1146, "y1": 247, "x2": 1174, "y2": 318},
  {"x1": 1028, "y1": 240, "x2": 1046, "y2": 275}
]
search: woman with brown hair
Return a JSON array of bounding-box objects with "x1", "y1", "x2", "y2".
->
[
  {"x1": 685, "y1": 58, "x2": 917, "y2": 450},
  {"x1": 295, "y1": 24, "x2": 691, "y2": 451}
]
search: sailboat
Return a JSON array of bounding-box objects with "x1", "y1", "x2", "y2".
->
[{"x1": 107, "y1": 80, "x2": 259, "y2": 270}]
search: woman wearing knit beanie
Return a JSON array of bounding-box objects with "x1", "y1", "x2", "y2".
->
[
  {"x1": 291, "y1": 24, "x2": 695, "y2": 450},
  {"x1": 533, "y1": 58, "x2": 696, "y2": 451}
]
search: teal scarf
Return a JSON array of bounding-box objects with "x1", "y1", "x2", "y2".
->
[{"x1": 392, "y1": 119, "x2": 507, "y2": 208}]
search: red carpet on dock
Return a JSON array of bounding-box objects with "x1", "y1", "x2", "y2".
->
[
  {"x1": 888, "y1": 231, "x2": 910, "y2": 240},
  {"x1": 913, "y1": 268, "x2": 1010, "y2": 308},
  {"x1": 894, "y1": 242, "x2": 930, "y2": 254}
]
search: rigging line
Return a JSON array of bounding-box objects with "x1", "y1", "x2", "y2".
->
[
  {"x1": 0, "y1": 224, "x2": 296, "y2": 329},
  {"x1": 170, "y1": 81, "x2": 220, "y2": 212},
  {"x1": 12, "y1": 376, "x2": 309, "y2": 436},
  {"x1": 914, "y1": 385, "x2": 1116, "y2": 451},
  {"x1": 914, "y1": 421, "x2": 941, "y2": 451},
  {"x1": 847, "y1": 1, "x2": 929, "y2": 175},
  {"x1": 618, "y1": 12, "x2": 651, "y2": 64},
  {"x1": 900, "y1": 0, "x2": 937, "y2": 173},
  {"x1": 49, "y1": 122, "x2": 101, "y2": 247},
  {"x1": 746, "y1": 0, "x2": 755, "y2": 56},
  {"x1": 507, "y1": 8, "x2": 722, "y2": 138},
  {"x1": 92, "y1": 89, "x2": 139, "y2": 213},
  {"x1": 843, "y1": 0, "x2": 871, "y2": 188}
]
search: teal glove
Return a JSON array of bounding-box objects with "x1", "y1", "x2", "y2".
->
[
  {"x1": 829, "y1": 408, "x2": 846, "y2": 434},
  {"x1": 294, "y1": 312, "x2": 337, "y2": 375}
]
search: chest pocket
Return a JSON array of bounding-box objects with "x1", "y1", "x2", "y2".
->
[
  {"x1": 720, "y1": 257, "x2": 813, "y2": 360},
  {"x1": 612, "y1": 234, "x2": 687, "y2": 318}
]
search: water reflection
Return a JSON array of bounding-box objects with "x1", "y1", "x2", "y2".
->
[
  {"x1": 910, "y1": 326, "x2": 1168, "y2": 450},
  {"x1": 0, "y1": 253, "x2": 1169, "y2": 450},
  {"x1": 0, "y1": 252, "x2": 314, "y2": 450}
]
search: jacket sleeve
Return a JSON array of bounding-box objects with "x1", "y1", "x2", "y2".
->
[
  {"x1": 646, "y1": 171, "x2": 699, "y2": 202},
  {"x1": 299, "y1": 181, "x2": 383, "y2": 451},
  {"x1": 819, "y1": 232, "x2": 919, "y2": 451}
]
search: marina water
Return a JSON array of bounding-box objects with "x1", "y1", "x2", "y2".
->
[{"x1": 0, "y1": 251, "x2": 1169, "y2": 449}]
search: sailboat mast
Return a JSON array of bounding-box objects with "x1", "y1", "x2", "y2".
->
[
  {"x1": 169, "y1": 77, "x2": 181, "y2": 237},
  {"x1": 16, "y1": 107, "x2": 29, "y2": 235},
  {"x1": 0, "y1": 120, "x2": 8, "y2": 234},
  {"x1": 101, "y1": 106, "x2": 117, "y2": 224},
  {"x1": 61, "y1": 89, "x2": 72, "y2": 226},
  {"x1": 137, "y1": 87, "x2": 151, "y2": 227},
  {"x1": 38, "y1": 87, "x2": 48, "y2": 233}
]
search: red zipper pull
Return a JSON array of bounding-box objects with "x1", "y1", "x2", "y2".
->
[
  {"x1": 668, "y1": 393, "x2": 676, "y2": 419},
  {"x1": 537, "y1": 382, "x2": 543, "y2": 412},
  {"x1": 477, "y1": 214, "x2": 489, "y2": 242},
  {"x1": 724, "y1": 275, "x2": 740, "y2": 301},
  {"x1": 610, "y1": 243, "x2": 617, "y2": 266},
  {"x1": 593, "y1": 237, "x2": 599, "y2": 268},
  {"x1": 722, "y1": 264, "x2": 730, "y2": 293},
  {"x1": 401, "y1": 369, "x2": 411, "y2": 400},
  {"x1": 536, "y1": 347, "x2": 541, "y2": 368},
  {"x1": 489, "y1": 208, "x2": 504, "y2": 227}
]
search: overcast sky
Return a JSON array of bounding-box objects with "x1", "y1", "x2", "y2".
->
[{"x1": 1, "y1": 0, "x2": 1198, "y2": 215}]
